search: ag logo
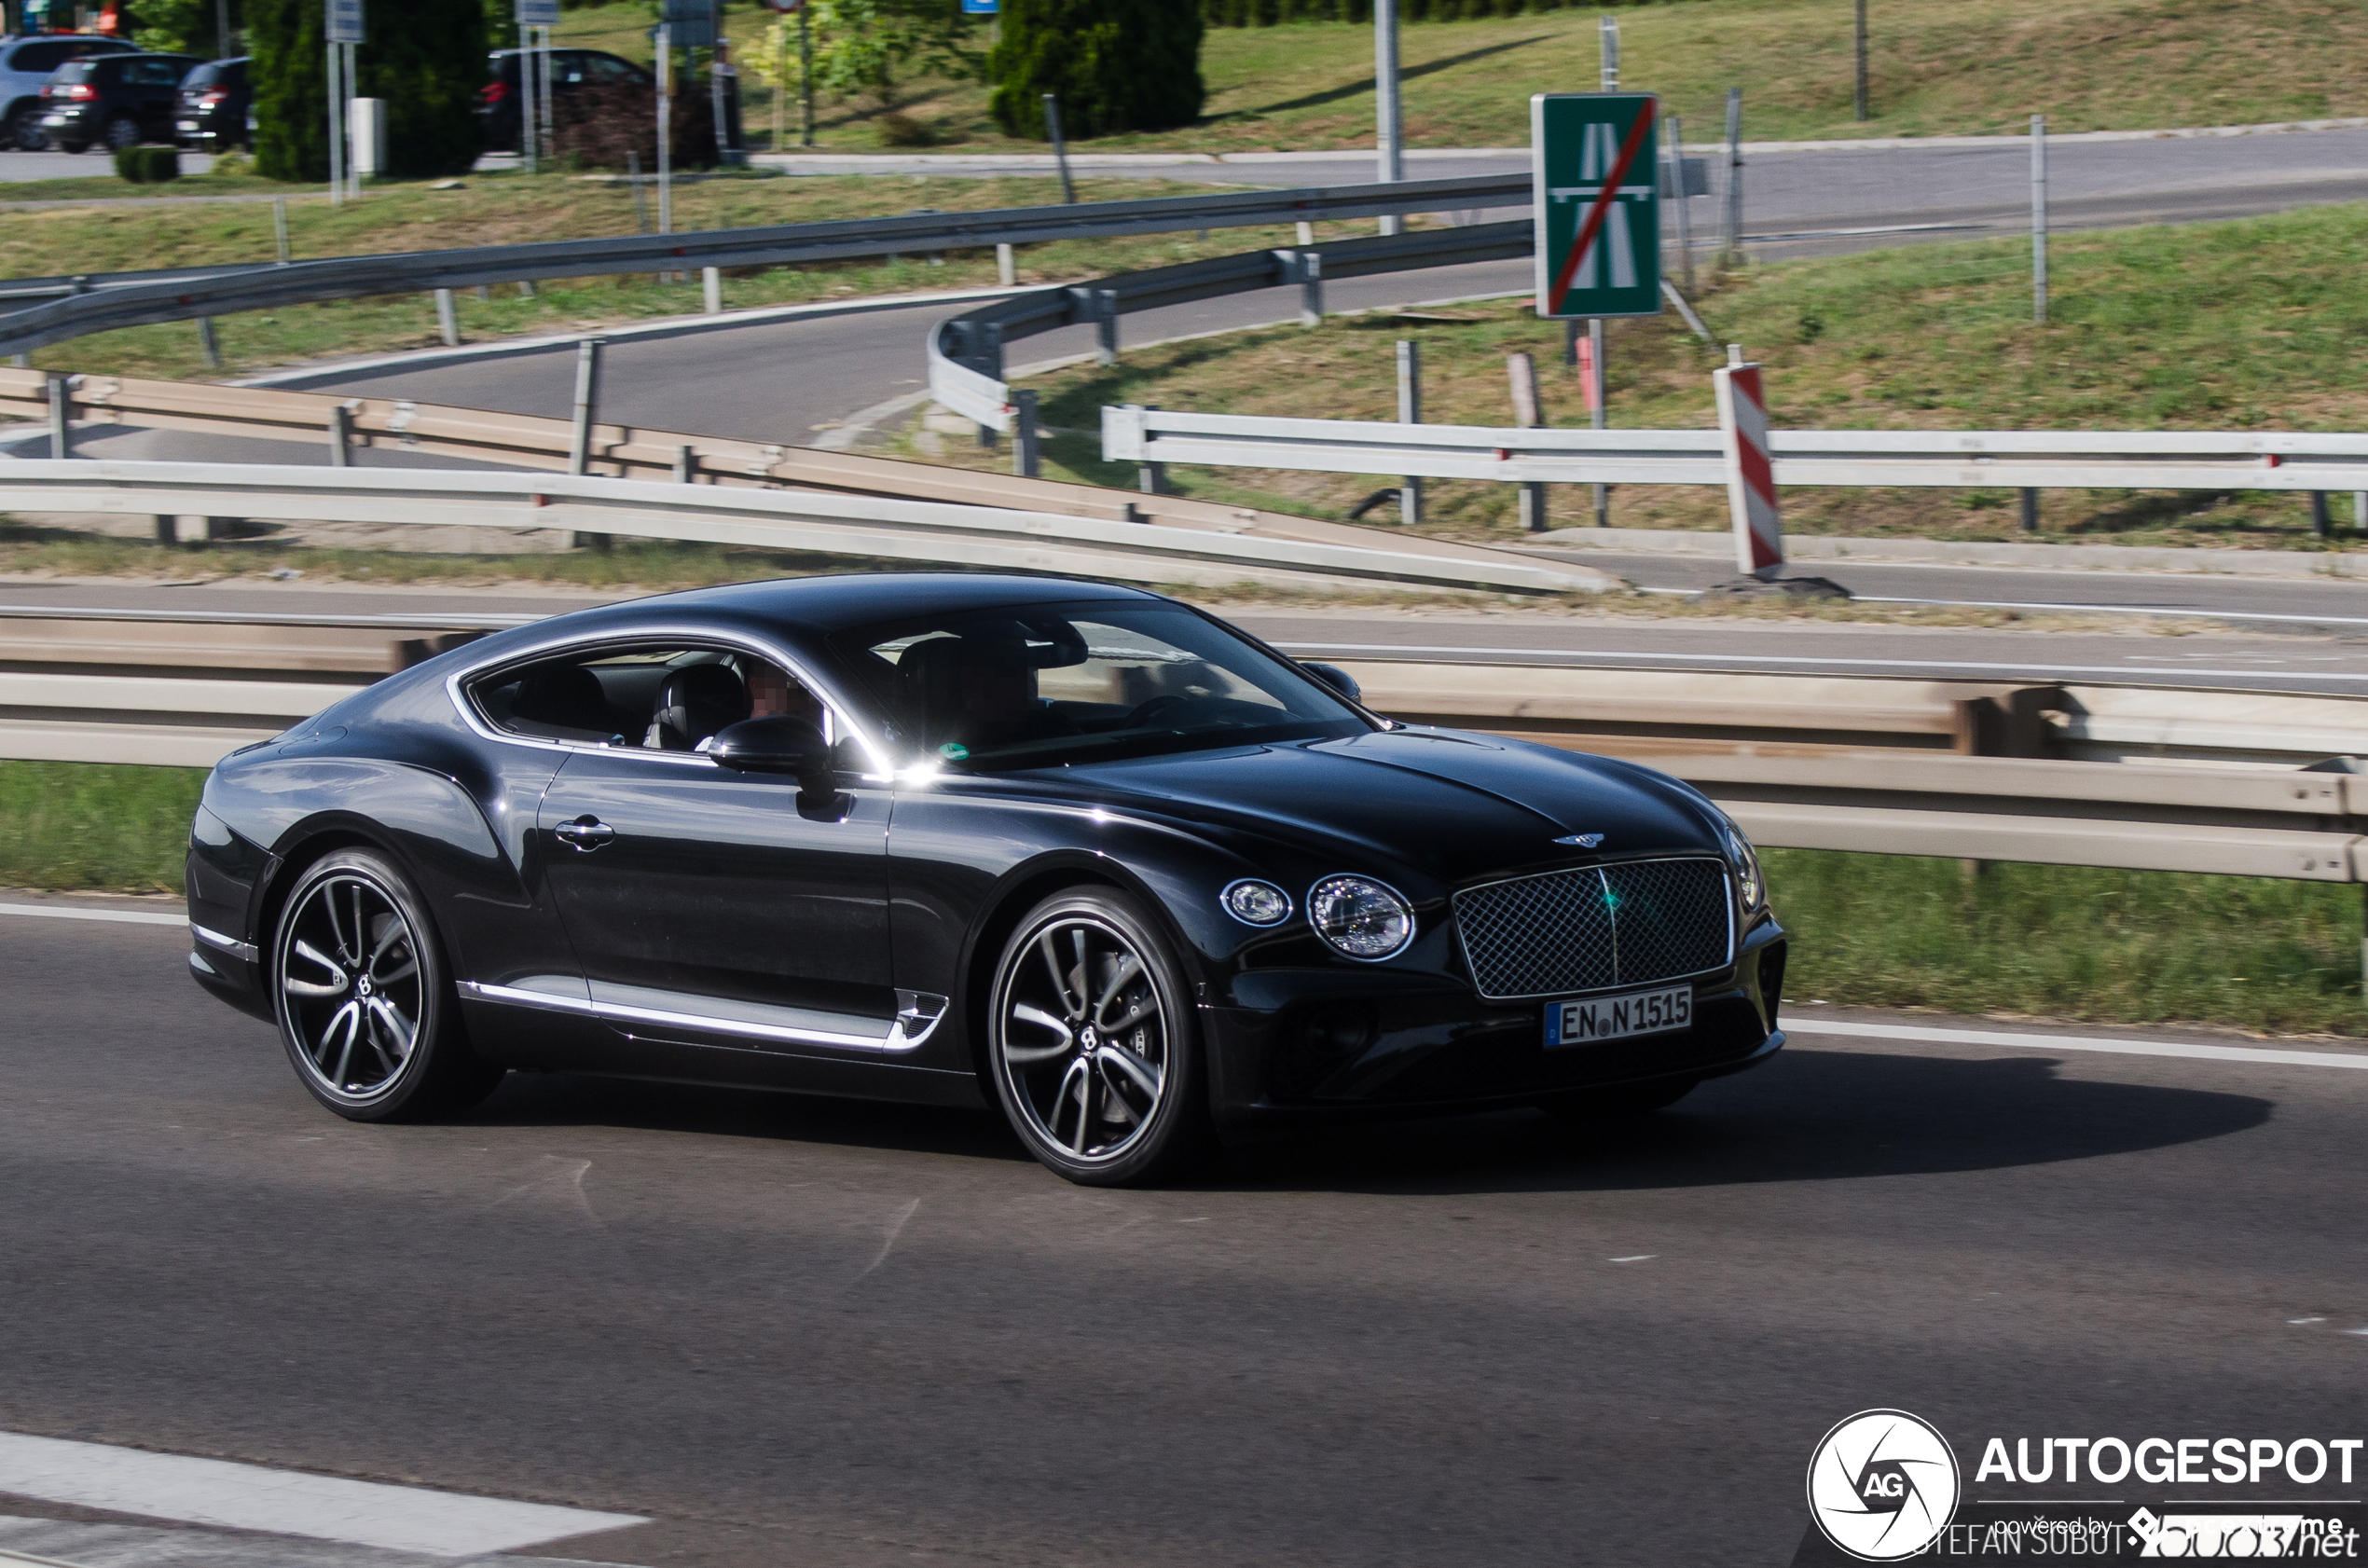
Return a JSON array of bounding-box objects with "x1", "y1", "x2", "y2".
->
[{"x1": 1806, "y1": 1409, "x2": 1962, "y2": 1561}]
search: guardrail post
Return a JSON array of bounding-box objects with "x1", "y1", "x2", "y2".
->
[
  {"x1": 1297, "y1": 221, "x2": 1315, "y2": 247},
  {"x1": 1095, "y1": 290, "x2": 1120, "y2": 365},
  {"x1": 47, "y1": 373, "x2": 72, "y2": 460},
  {"x1": 1508, "y1": 351, "x2": 1549, "y2": 532},
  {"x1": 153, "y1": 516, "x2": 176, "y2": 545},
  {"x1": 1396, "y1": 340, "x2": 1423, "y2": 527},
  {"x1": 1012, "y1": 390, "x2": 1040, "y2": 479},
  {"x1": 1722, "y1": 89, "x2": 1744, "y2": 267},
  {"x1": 2020, "y1": 488, "x2": 2039, "y2": 532},
  {"x1": 2312, "y1": 491, "x2": 2331, "y2": 538},
  {"x1": 434, "y1": 288, "x2": 461, "y2": 348},
  {"x1": 702, "y1": 267, "x2": 723, "y2": 315},
  {"x1": 568, "y1": 337, "x2": 612, "y2": 550},
  {"x1": 1299, "y1": 251, "x2": 1323, "y2": 326},
  {"x1": 1137, "y1": 403, "x2": 1165, "y2": 495},
  {"x1": 997, "y1": 243, "x2": 1016, "y2": 287},
  {"x1": 2356, "y1": 491, "x2": 2367, "y2": 531},
  {"x1": 327, "y1": 403, "x2": 353, "y2": 469},
  {"x1": 272, "y1": 196, "x2": 291, "y2": 266},
  {"x1": 196, "y1": 317, "x2": 223, "y2": 370},
  {"x1": 674, "y1": 445, "x2": 696, "y2": 484}
]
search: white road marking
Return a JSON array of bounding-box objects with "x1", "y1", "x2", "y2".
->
[
  {"x1": 1269, "y1": 641, "x2": 2368, "y2": 682},
  {"x1": 1786, "y1": 1017, "x2": 2368, "y2": 1071},
  {"x1": 0, "y1": 903, "x2": 184, "y2": 928},
  {"x1": 0, "y1": 1432, "x2": 644, "y2": 1557},
  {"x1": 850, "y1": 1197, "x2": 922, "y2": 1286},
  {"x1": 1608, "y1": 1255, "x2": 1656, "y2": 1263}
]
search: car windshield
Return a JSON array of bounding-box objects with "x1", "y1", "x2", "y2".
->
[{"x1": 829, "y1": 600, "x2": 1370, "y2": 771}]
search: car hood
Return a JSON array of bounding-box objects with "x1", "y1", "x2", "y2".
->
[{"x1": 1032, "y1": 727, "x2": 1725, "y2": 888}]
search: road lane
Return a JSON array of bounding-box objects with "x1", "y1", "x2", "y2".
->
[{"x1": 2, "y1": 909, "x2": 2362, "y2": 1566}]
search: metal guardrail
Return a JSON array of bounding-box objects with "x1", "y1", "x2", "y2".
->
[
  {"x1": 1100, "y1": 408, "x2": 2368, "y2": 494},
  {"x1": 0, "y1": 367, "x2": 1604, "y2": 595},
  {"x1": 0, "y1": 459, "x2": 1595, "y2": 596},
  {"x1": 7, "y1": 616, "x2": 2365, "y2": 881},
  {"x1": 929, "y1": 222, "x2": 1532, "y2": 433},
  {"x1": 0, "y1": 174, "x2": 1531, "y2": 358}
]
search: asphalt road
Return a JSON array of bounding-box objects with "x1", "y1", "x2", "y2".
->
[
  {"x1": 3, "y1": 906, "x2": 2363, "y2": 1566},
  {"x1": 8, "y1": 577, "x2": 2368, "y2": 695}
]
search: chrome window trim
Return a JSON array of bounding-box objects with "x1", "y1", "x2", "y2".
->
[
  {"x1": 459, "y1": 979, "x2": 947, "y2": 1054},
  {"x1": 190, "y1": 922, "x2": 258, "y2": 964},
  {"x1": 1452, "y1": 853, "x2": 1737, "y2": 1002},
  {"x1": 443, "y1": 623, "x2": 896, "y2": 780}
]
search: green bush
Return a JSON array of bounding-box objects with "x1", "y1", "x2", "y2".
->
[
  {"x1": 113, "y1": 145, "x2": 183, "y2": 184},
  {"x1": 1199, "y1": 0, "x2": 1613, "y2": 21},
  {"x1": 989, "y1": 0, "x2": 1205, "y2": 139},
  {"x1": 250, "y1": 0, "x2": 483, "y2": 183}
]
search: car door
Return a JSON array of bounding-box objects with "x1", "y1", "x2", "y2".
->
[{"x1": 530, "y1": 643, "x2": 903, "y2": 1066}]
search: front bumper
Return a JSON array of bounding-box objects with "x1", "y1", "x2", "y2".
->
[
  {"x1": 40, "y1": 107, "x2": 98, "y2": 138},
  {"x1": 1204, "y1": 923, "x2": 1787, "y2": 1126}
]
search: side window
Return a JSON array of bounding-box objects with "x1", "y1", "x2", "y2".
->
[
  {"x1": 11, "y1": 43, "x2": 69, "y2": 74},
  {"x1": 470, "y1": 646, "x2": 836, "y2": 755},
  {"x1": 132, "y1": 60, "x2": 186, "y2": 86},
  {"x1": 585, "y1": 56, "x2": 645, "y2": 86}
]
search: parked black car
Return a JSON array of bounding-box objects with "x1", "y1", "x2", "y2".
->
[
  {"x1": 172, "y1": 54, "x2": 249, "y2": 152},
  {"x1": 40, "y1": 49, "x2": 199, "y2": 153},
  {"x1": 477, "y1": 47, "x2": 651, "y2": 152},
  {"x1": 0, "y1": 33, "x2": 136, "y2": 150},
  {"x1": 185, "y1": 575, "x2": 1786, "y2": 1186}
]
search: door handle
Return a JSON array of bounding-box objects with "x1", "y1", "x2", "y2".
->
[{"x1": 553, "y1": 815, "x2": 615, "y2": 852}]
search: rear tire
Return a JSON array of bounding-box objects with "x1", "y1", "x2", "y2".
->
[
  {"x1": 103, "y1": 115, "x2": 139, "y2": 152},
  {"x1": 271, "y1": 848, "x2": 504, "y2": 1122},
  {"x1": 987, "y1": 887, "x2": 1214, "y2": 1187},
  {"x1": 7, "y1": 105, "x2": 46, "y2": 152}
]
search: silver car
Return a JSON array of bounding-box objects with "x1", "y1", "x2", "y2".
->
[{"x1": 0, "y1": 33, "x2": 134, "y2": 151}]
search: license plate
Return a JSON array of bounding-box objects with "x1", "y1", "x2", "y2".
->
[
  {"x1": 175, "y1": 120, "x2": 198, "y2": 131},
  {"x1": 1545, "y1": 983, "x2": 1691, "y2": 1047}
]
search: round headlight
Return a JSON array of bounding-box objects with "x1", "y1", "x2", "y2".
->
[
  {"x1": 1221, "y1": 878, "x2": 1293, "y2": 927},
  {"x1": 1725, "y1": 821, "x2": 1765, "y2": 912},
  {"x1": 1307, "y1": 874, "x2": 1415, "y2": 960}
]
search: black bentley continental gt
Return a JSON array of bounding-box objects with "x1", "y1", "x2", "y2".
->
[{"x1": 186, "y1": 575, "x2": 1786, "y2": 1185}]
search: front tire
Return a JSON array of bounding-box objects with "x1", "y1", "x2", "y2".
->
[
  {"x1": 103, "y1": 115, "x2": 140, "y2": 152},
  {"x1": 271, "y1": 848, "x2": 503, "y2": 1121},
  {"x1": 988, "y1": 888, "x2": 1212, "y2": 1187}
]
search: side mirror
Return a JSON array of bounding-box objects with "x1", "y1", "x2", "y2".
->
[
  {"x1": 709, "y1": 715, "x2": 833, "y2": 793},
  {"x1": 1300, "y1": 661, "x2": 1362, "y2": 703}
]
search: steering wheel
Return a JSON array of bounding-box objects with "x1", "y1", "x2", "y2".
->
[{"x1": 1122, "y1": 695, "x2": 1196, "y2": 728}]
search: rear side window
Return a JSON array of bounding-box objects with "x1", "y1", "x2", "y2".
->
[
  {"x1": 583, "y1": 55, "x2": 646, "y2": 86},
  {"x1": 48, "y1": 60, "x2": 95, "y2": 84},
  {"x1": 183, "y1": 62, "x2": 222, "y2": 89},
  {"x1": 470, "y1": 645, "x2": 841, "y2": 756},
  {"x1": 130, "y1": 59, "x2": 189, "y2": 86}
]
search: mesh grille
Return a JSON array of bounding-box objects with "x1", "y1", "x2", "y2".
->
[{"x1": 1453, "y1": 858, "x2": 1732, "y2": 1000}]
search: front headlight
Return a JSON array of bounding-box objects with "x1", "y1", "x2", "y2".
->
[
  {"x1": 1724, "y1": 820, "x2": 1765, "y2": 912},
  {"x1": 1308, "y1": 874, "x2": 1415, "y2": 960}
]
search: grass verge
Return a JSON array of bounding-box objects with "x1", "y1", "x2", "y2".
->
[
  {"x1": 915, "y1": 201, "x2": 2368, "y2": 550},
  {"x1": 557, "y1": 0, "x2": 2368, "y2": 153},
  {"x1": 0, "y1": 761, "x2": 204, "y2": 896},
  {"x1": 4, "y1": 755, "x2": 2352, "y2": 1038},
  {"x1": 1767, "y1": 849, "x2": 2364, "y2": 1038}
]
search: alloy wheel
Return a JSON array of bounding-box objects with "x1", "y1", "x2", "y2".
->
[
  {"x1": 278, "y1": 872, "x2": 425, "y2": 1103},
  {"x1": 996, "y1": 915, "x2": 1171, "y2": 1164}
]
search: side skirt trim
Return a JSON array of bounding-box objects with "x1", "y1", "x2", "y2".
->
[{"x1": 460, "y1": 979, "x2": 948, "y2": 1054}]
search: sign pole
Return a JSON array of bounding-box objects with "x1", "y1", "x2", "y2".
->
[
  {"x1": 656, "y1": 22, "x2": 674, "y2": 251},
  {"x1": 1589, "y1": 316, "x2": 1607, "y2": 526},
  {"x1": 324, "y1": 31, "x2": 342, "y2": 206},
  {"x1": 1374, "y1": 0, "x2": 1402, "y2": 236}
]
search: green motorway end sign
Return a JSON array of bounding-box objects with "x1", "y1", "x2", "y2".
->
[{"x1": 1533, "y1": 92, "x2": 1661, "y2": 320}]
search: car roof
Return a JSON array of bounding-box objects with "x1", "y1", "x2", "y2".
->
[{"x1": 616, "y1": 573, "x2": 1157, "y2": 633}]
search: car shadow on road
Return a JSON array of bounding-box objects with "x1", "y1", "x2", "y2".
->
[
  {"x1": 467, "y1": 1069, "x2": 1038, "y2": 1164},
  {"x1": 1210, "y1": 1049, "x2": 2275, "y2": 1195}
]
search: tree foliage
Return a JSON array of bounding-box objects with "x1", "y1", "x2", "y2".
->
[
  {"x1": 247, "y1": 0, "x2": 484, "y2": 183},
  {"x1": 131, "y1": 0, "x2": 241, "y2": 56},
  {"x1": 987, "y1": 0, "x2": 1203, "y2": 139},
  {"x1": 743, "y1": 0, "x2": 980, "y2": 111}
]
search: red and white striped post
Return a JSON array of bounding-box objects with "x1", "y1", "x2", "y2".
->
[{"x1": 1714, "y1": 345, "x2": 1783, "y2": 579}]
